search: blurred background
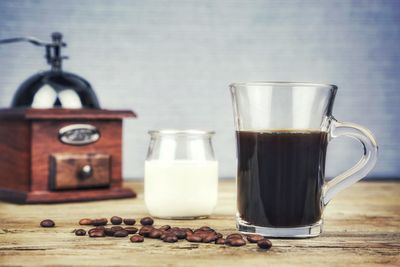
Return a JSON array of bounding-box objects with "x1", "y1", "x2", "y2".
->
[{"x1": 0, "y1": 0, "x2": 399, "y2": 179}]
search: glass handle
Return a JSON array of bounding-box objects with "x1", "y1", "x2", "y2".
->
[{"x1": 323, "y1": 118, "x2": 378, "y2": 205}]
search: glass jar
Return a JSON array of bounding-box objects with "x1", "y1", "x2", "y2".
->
[{"x1": 144, "y1": 129, "x2": 218, "y2": 219}]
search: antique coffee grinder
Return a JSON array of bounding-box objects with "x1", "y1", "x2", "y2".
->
[{"x1": 0, "y1": 32, "x2": 136, "y2": 203}]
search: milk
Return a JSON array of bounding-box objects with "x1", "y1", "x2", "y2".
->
[{"x1": 144, "y1": 160, "x2": 218, "y2": 218}]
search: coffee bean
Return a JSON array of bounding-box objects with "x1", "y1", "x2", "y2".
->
[
  {"x1": 194, "y1": 228, "x2": 215, "y2": 235},
  {"x1": 104, "y1": 228, "x2": 115, "y2": 236},
  {"x1": 140, "y1": 217, "x2": 154, "y2": 226},
  {"x1": 163, "y1": 235, "x2": 178, "y2": 243},
  {"x1": 89, "y1": 226, "x2": 105, "y2": 234},
  {"x1": 199, "y1": 226, "x2": 213, "y2": 231},
  {"x1": 215, "y1": 238, "x2": 225, "y2": 245},
  {"x1": 79, "y1": 218, "x2": 92, "y2": 225},
  {"x1": 193, "y1": 230, "x2": 210, "y2": 239},
  {"x1": 246, "y1": 234, "x2": 265, "y2": 243},
  {"x1": 184, "y1": 228, "x2": 193, "y2": 235},
  {"x1": 123, "y1": 218, "x2": 136, "y2": 225},
  {"x1": 228, "y1": 238, "x2": 246, "y2": 247},
  {"x1": 124, "y1": 227, "x2": 138, "y2": 234},
  {"x1": 111, "y1": 226, "x2": 124, "y2": 232},
  {"x1": 75, "y1": 229, "x2": 86, "y2": 236},
  {"x1": 40, "y1": 219, "x2": 55, "y2": 228},
  {"x1": 216, "y1": 233, "x2": 223, "y2": 239},
  {"x1": 225, "y1": 237, "x2": 245, "y2": 245},
  {"x1": 149, "y1": 229, "x2": 163, "y2": 239},
  {"x1": 186, "y1": 234, "x2": 202, "y2": 242},
  {"x1": 226, "y1": 233, "x2": 243, "y2": 240},
  {"x1": 114, "y1": 230, "x2": 129, "y2": 237},
  {"x1": 173, "y1": 229, "x2": 187, "y2": 239},
  {"x1": 257, "y1": 239, "x2": 272, "y2": 250},
  {"x1": 92, "y1": 218, "x2": 108, "y2": 226},
  {"x1": 130, "y1": 234, "x2": 144, "y2": 243},
  {"x1": 161, "y1": 232, "x2": 177, "y2": 240},
  {"x1": 89, "y1": 229, "x2": 105, "y2": 238},
  {"x1": 159, "y1": 225, "x2": 171, "y2": 231},
  {"x1": 203, "y1": 234, "x2": 218, "y2": 243},
  {"x1": 160, "y1": 231, "x2": 178, "y2": 240},
  {"x1": 110, "y1": 216, "x2": 123, "y2": 225},
  {"x1": 139, "y1": 226, "x2": 154, "y2": 237}
]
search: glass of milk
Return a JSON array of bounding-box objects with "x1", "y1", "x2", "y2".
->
[{"x1": 144, "y1": 129, "x2": 218, "y2": 219}]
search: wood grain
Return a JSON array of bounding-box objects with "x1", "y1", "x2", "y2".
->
[
  {"x1": 49, "y1": 153, "x2": 110, "y2": 190},
  {"x1": 0, "y1": 108, "x2": 136, "y2": 203},
  {"x1": 0, "y1": 119, "x2": 30, "y2": 191},
  {"x1": 0, "y1": 108, "x2": 137, "y2": 120},
  {"x1": 0, "y1": 181, "x2": 398, "y2": 267},
  {"x1": 0, "y1": 187, "x2": 135, "y2": 204},
  {"x1": 30, "y1": 120, "x2": 123, "y2": 191}
]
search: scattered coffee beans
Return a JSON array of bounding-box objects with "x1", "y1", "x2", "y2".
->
[
  {"x1": 40, "y1": 219, "x2": 55, "y2": 228},
  {"x1": 130, "y1": 234, "x2": 144, "y2": 243},
  {"x1": 123, "y1": 218, "x2": 136, "y2": 225},
  {"x1": 72, "y1": 215, "x2": 272, "y2": 251},
  {"x1": 114, "y1": 230, "x2": 129, "y2": 237},
  {"x1": 124, "y1": 227, "x2": 138, "y2": 234},
  {"x1": 92, "y1": 218, "x2": 108, "y2": 226},
  {"x1": 79, "y1": 218, "x2": 92, "y2": 225},
  {"x1": 140, "y1": 217, "x2": 154, "y2": 226},
  {"x1": 257, "y1": 239, "x2": 272, "y2": 250},
  {"x1": 75, "y1": 229, "x2": 86, "y2": 236},
  {"x1": 246, "y1": 234, "x2": 265, "y2": 243},
  {"x1": 110, "y1": 216, "x2": 123, "y2": 225}
]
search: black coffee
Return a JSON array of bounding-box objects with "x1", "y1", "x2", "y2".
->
[{"x1": 237, "y1": 130, "x2": 328, "y2": 227}]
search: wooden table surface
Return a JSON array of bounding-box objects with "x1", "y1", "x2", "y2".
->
[{"x1": 0, "y1": 181, "x2": 399, "y2": 267}]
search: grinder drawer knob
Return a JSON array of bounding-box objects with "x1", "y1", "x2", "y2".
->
[{"x1": 79, "y1": 165, "x2": 93, "y2": 180}]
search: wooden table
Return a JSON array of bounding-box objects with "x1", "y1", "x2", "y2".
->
[{"x1": 0, "y1": 181, "x2": 399, "y2": 266}]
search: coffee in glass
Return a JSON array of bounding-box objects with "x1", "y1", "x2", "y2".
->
[{"x1": 230, "y1": 82, "x2": 378, "y2": 237}]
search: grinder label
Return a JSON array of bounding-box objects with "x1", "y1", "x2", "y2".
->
[{"x1": 58, "y1": 124, "x2": 100, "y2": 145}]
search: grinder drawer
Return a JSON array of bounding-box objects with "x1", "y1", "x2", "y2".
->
[{"x1": 49, "y1": 153, "x2": 110, "y2": 190}]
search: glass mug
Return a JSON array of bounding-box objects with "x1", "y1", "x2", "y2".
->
[
  {"x1": 144, "y1": 130, "x2": 218, "y2": 219},
  {"x1": 230, "y1": 82, "x2": 378, "y2": 238}
]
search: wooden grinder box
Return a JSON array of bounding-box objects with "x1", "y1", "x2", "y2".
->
[{"x1": 0, "y1": 108, "x2": 136, "y2": 203}]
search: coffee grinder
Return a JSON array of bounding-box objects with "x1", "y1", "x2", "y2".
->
[{"x1": 0, "y1": 32, "x2": 137, "y2": 203}]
